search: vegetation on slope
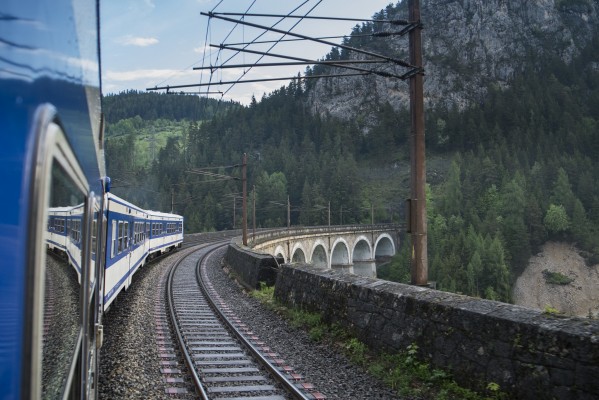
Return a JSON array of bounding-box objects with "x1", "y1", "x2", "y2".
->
[{"x1": 104, "y1": 23, "x2": 599, "y2": 306}]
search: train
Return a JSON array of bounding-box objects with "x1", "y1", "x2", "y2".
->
[
  {"x1": 47, "y1": 194, "x2": 184, "y2": 311},
  {"x1": 0, "y1": 0, "x2": 183, "y2": 398}
]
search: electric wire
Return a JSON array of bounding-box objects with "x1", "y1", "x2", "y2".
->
[
  {"x1": 218, "y1": 0, "x2": 322, "y2": 96},
  {"x1": 210, "y1": 12, "x2": 411, "y2": 25}
]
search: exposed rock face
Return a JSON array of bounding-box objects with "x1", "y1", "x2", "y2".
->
[
  {"x1": 512, "y1": 242, "x2": 599, "y2": 318},
  {"x1": 307, "y1": 0, "x2": 599, "y2": 123}
]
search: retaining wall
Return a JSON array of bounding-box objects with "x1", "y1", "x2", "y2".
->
[
  {"x1": 274, "y1": 263, "x2": 599, "y2": 400},
  {"x1": 224, "y1": 242, "x2": 281, "y2": 290}
]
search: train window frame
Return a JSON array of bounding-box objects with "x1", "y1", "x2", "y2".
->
[
  {"x1": 118, "y1": 221, "x2": 123, "y2": 254},
  {"x1": 111, "y1": 220, "x2": 117, "y2": 258},
  {"x1": 124, "y1": 221, "x2": 129, "y2": 250},
  {"x1": 23, "y1": 105, "x2": 92, "y2": 399}
]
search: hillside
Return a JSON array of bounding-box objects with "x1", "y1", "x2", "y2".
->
[
  {"x1": 104, "y1": 0, "x2": 599, "y2": 308},
  {"x1": 307, "y1": 0, "x2": 599, "y2": 124},
  {"x1": 103, "y1": 90, "x2": 239, "y2": 124}
]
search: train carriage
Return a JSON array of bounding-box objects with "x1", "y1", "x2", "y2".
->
[
  {"x1": 104, "y1": 193, "x2": 149, "y2": 310},
  {"x1": 1, "y1": 0, "x2": 104, "y2": 398},
  {"x1": 47, "y1": 207, "x2": 71, "y2": 255},
  {"x1": 104, "y1": 193, "x2": 183, "y2": 310},
  {"x1": 148, "y1": 210, "x2": 184, "y2": 258},
  {"x1": 0, "y1": 1, "x2": 185, "y2": 397}
]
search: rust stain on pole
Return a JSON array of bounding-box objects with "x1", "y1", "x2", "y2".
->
[{"x1": 409, "y1": 0, "x2": 428, "y2": 285}]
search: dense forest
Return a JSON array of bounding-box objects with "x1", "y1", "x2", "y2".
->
[
  {"x1": 103, "y1": 90, "x2": 239, "y2": 124},
  {"x1": 105, "y1": 23, "x2": 599, "y2": 305},
  {"x1": 380, "y1": 34, "x2": 599, "y2": 301}
]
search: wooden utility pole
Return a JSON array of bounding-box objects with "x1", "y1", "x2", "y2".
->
[
  {"x1": 371, "y1": 203, "x2": 374, "y2": 225},
  {"x1": 408, "y1": 0, "x2": 428, "y2": 285},
  {"x1": 242, "y1": 153, "x2": 248, "y2": 246},
  {"x1": 252, "y1": 185, "x2": 256, "y2": 243},
  {"x1": 171, "y1": 187, "x2": 174, "y2": 213}
]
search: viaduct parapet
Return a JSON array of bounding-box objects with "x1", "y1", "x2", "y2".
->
[
  {"x1": 224, "y1": 225, "x2": 599, "y2": 399},
  {"x1": 249, "y1": 224, "x2": 400, "y2": 276}
]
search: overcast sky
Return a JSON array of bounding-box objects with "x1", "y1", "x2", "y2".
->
[{"x1": 101, "y1": 0, "x2": 398, "y2": 104}]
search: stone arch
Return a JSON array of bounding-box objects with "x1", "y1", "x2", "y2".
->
[
  {"x1": 291, "y1": 243, "x2": 306, "y2": 263},
  {"x1": 330, "y1": 238, "x2": 350, "y2": 266},
  {"x1": 352, "y1": 235, "x2": 373, "y2": 262},
  {"x1": 274, "y1": 244, "x2": 287, "y2": 263},
  {"x1": 374, "y1": 233, "x2": 396, "y2": 258},
  {"x1": 310, "y1": 239, "x2": 328, "y2": 268}
]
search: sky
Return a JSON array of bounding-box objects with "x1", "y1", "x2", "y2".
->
[{"x1": 101, "y1": 0, "x2": 397, "y2": 104}]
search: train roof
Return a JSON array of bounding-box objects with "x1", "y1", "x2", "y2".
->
[{"x1": 107, "y1": 192, "x2": 183, "y2": 220}]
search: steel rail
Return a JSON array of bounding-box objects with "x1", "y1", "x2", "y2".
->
[
  {"x1": 196, "y1": 248, "x2": 313, "y2": 400},
  {"x1": 166, "y1": 246, "x2": 211, "y2": 400}
]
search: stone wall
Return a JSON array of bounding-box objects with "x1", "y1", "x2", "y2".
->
[
  {"x1": 275, "y1": 264, "x2": 599, "y2": 400},
  {"x1": 224, "y1": 242, "x2": 281, "y2": 290}
]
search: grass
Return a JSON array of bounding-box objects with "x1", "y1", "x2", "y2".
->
[
  {"x1": 251, "y1": 282, "x2": 508, "y2": 400},
  {"x1": 105, "y1": 119, "x2": 190, "y2": 169},
  {"x1": 542, "y1": 270, "x2": 574, "y2": 285}
]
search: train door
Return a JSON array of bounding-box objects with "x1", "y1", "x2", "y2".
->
[{"x1": 125, "y1": 219, "x2": 133, "y2": 289}]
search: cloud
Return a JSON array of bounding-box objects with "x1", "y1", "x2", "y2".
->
[
  {"x1": 117, "y1": 35, "x2": 159, "y2": 47},
  {"x1": 193, "y1": 45, "x2": 208, "y2": 54},
  {"x1": 105, "y1": 68, "x2": 198, "y2": 82}
]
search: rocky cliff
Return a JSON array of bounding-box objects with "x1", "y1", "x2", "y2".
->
[{"x1": 307, "y1": 0, "x2": 599, "y2": 125}]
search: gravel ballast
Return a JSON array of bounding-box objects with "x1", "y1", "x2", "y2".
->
[
  {"x1": 205, "y1": 248, "x2": 408, "y2": 400},
  {"x1": 99, "y1": 244, "x2": 412, "y2": 399}
]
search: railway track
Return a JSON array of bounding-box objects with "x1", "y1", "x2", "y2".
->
[{"x1": 162, "y1": 241, "x2": 325, "y2": 400}]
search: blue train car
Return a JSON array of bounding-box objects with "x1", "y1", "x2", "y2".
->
[
  {"x1": 103, "y1": 193, "x2": 183, "y2": 310},
  {"x1": 0, "y1": 0, "x2": 104, "y2": 398}
]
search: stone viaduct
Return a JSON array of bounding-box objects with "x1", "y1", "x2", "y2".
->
[{"x1": 248, "y1": 224, "x2": 400, "y2": 277}]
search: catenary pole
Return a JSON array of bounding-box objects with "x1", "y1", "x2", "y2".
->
[
  {"x1": 409, "y1": 0, "x2": 428, "y2": 285},
  {"x1": 242, "y1": 153, "x2": 248, "y2": 246}
]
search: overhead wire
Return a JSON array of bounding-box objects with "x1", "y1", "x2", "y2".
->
[
  {"x1": 211, "y1": 12, "x2": 410, "y2": 25},
  {"x1": 205, "y1": 12, "x2": 415, "y2": 69},
  {"x1": 219, "y1": 0, "x2": 322, "y2": 96},
  {"x1": 203, "y1": 0, "x2": 258, "y2": 100}
]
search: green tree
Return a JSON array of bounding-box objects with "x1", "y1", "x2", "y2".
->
[
  {"x1": 544, "y1": 204, "x2": 570, "y2": 235},
  {"x1": 551, "y1": 168, "x2": 575, "y2": 215},
  {"x1": 256, "y1": 171, "x2": 288, "y2": 227},
  {"x1": 439, "y1": 159, "x2": 463, "y2": 217}
]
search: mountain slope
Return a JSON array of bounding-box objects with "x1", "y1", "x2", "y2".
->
[{"x1": 307, "y1": 0, "x2": 599, "y2": 121}]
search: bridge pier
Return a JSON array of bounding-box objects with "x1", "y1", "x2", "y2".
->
[
  {"x1": 330, "y1": 263, "x2": 353, "y2": 274},
  {"x1": 352, "y1": 260, "x2": 377, "y2": 278}
]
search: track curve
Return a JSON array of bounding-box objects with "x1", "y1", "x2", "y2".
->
[{"x1": 166, "y1": 242, "x2": 322, "y2": 400}]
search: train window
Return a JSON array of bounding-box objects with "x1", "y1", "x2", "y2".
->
[
  {"x1": 38, "y1": 121, "x2": 90, "y2": 399},
  {"x1": 91, "y1": 220, "x2": 97, "y2": 256},
  {"x1": 111, "y1": 220, "x2": 116, "y2": 258},
  {"x1": 124, "y1": 222, "x2": 129, "y2": 250},
  {"x1": 118, "y1": 221, "x2": 123, "y2": 253},
  {"x1": 20, "y1": 102, "x2": 107, "y2": 399}
]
